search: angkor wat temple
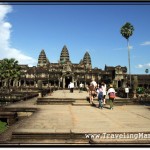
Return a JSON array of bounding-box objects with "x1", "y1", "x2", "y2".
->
[
  {"x1": 1, "y1": 45, "x2": 150, "y2": 89},
  {"x1": 19, "y1": 45, "x2": 128, "y2": 89}
]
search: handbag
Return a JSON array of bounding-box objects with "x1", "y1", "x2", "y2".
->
[{"x1": 109, "y1": 92, "x2": 115, "y2": 99}]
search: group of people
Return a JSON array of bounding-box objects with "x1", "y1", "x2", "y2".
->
[
  {"x1": 68, "y1": 80, "x2": 116, "y2": 110},
  {"x1": 88, "y1": 80, "x2": 116, "y2": 110}
]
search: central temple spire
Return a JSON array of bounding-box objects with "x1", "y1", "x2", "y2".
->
[
  {"x1": 83, "y1": 51, "x2": 92, "y2": 69},
  {"x1": 60, "y1": 45, "x2": 70, "y2": 63}
]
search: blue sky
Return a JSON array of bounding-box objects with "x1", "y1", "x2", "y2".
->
[{"x1": 0, "y1": 2, "x2": 150, "y2": 74}]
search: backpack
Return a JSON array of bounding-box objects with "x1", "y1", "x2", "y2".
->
[
  {"x1": 109, "y1": 92, "x2": 115, "y2": 99},
  {"x1": 98, "y1": 91, "x2": 103, "y2": 100}
]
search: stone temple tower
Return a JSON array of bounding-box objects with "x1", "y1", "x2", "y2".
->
[
  {"x1": 60, "y1": 45, "x2": 70, "y2": 63},
  {"x1": 83, "y1": 51, "x2": 92, "y2": 69},
  {"x1": 37, "y1": 49, "x2": 49, "y2": 67}
]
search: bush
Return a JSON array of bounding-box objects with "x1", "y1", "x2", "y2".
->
[
  {"x1": 136, "y1": 87, "x2": 145, "y2": 94},
  {"x1": 0, "y1": 121, "x2": 8, "y2": 134}
]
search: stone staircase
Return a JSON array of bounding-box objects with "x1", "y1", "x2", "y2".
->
[
  {"x1": 36, "y1": 97, "x2": 136, "y2": 106},
  {"x1": 9, "y1": 129, "x2": 150, "y2": 145}
]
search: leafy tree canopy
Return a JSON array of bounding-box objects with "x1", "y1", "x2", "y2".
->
[
  {"x1": 0, "y1": 58, "x2": 21, "y2": 81},
  {"x1": 120, "y1": 22, "x2": 134, "y2": 40}
]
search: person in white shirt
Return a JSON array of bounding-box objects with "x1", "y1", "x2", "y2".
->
[
  {"x1": 101, "y1": 82, "x2": 107, "y2": 104},
  {"x1": 69, "y1": 82, "x2": 74, "y2": 93},
  {"x1": 91, "y1": 80, "x2": 97, "y2": 88},
  {"x1": 79, "y1": 82, "x2": 83, "y2": 93},
  {"x1": 107, "y1": 84, "x2": 116, "y2": 110}
]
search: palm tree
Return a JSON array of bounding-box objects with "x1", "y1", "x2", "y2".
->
[
  {"x1": 120, "y1": 22, "x2": 134, "y2": 88},
  {"x1": 145, "y1": 69, "x2": 149, "y2": 74},
  {"x1": 0, "y1": 58, "x2": 21, "y2": 93}
]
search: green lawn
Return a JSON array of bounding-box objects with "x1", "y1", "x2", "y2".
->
[{"x1": 0, "y1": 121, "x2": 8, "y2": 134}]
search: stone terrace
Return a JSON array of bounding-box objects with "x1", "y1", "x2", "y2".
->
[{"x1": 0, "y1": 90, "x2": 150, "y2": 145}]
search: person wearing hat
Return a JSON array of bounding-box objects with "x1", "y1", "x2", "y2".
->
[{"x1": 107, "y1": 84, "x2": 116, "y2": 110}]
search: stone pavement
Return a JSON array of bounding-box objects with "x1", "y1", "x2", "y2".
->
[
  {"x1": 0, "y1": 90, "x2": 150, "y2": 144},
  {"x1": 45, "y1": 89, "x2": 123, "y2": 99}
]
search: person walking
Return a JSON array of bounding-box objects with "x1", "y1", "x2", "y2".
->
[
  {"x1": 88, "y1": 83, "x2": 96, "y2": 104},
  {"x1": 68, "y1": 82, "x2": 71, "y2": 92},
  {"x1": 79, "y1": 82, "x2": 83, "y2": 93},
  {"x1": 107, "y1": 84, "x2": 116, "y2": 110},
  {"x1": 97, "y1": 86, "x2": 104, "y2": 109},
  {"x1": 101, "y1": 82, "x2": 107, "y2": 104},
  {"x1": 70, "y1": 82, "x2": 74, "y2": 93},
  {"x1": 91, "y1": 79, "x2": 97, "y2": 88}
]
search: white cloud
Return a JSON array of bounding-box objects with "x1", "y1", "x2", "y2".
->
[
  {"x1": 0, "y1": 4, "x2": 37, "y2": 66},
  {"x1": 0, "y1": 4, "x2": 12, "y2": 21},
  {"x1": 140, "y1": 41, "x2": 150, "y2": 46},
  {"x1": 136, "y1": 63, "x2": 150, "y2": 69}
]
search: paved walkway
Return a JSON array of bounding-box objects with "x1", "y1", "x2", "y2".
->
[
  {"x1": 0, "y1": 90, "x2": 150, "y2": 144},
  {"x1": 45, "y1": 89, "x2": 90, "y2": 99},
  {"x1": 45, "y1": 89, "x2": 123, "y2": 99}
]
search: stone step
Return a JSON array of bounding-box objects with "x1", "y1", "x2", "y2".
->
[
  {"x1": 90, "y1": 139, "x2": 150, "y2": 144},
  {"x1": 37, "y1": 98, "x2": 75, "y2": 105},
  {"x1": 72, "y1": 101, "x2": 135, "y2": 106},
  {"x1": 9, "y1": 139, "x2": 88, "y2": 144},
  {"x1": 36, "y1": 97, "x2": 136, "y2": 105},
  {"x1": 0, "y1": 112, "x2": 18, "y2": 125},
  {"x1": 11, "y1": 129, "x2": 150, "y2": 144},
  {"x1": 72, "y1": 103, "x2": 91, "y2": 106},
  {"x1": 4, "y1": 107, "x2": 37, "y2": 112},
  {"x1": 11, "y1": 129, "x2": 89, "y2": 144}
]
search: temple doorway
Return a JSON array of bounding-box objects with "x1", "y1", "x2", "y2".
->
[
  {"x1": 65, "y1": 76, "x2": 72, "y2": 88},
  {"x1": 118, "y1": 80, "x2": 122, "y2": 87}
]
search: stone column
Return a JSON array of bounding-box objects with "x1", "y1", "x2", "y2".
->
[
  {"x1": 113, "y1": 80, "x2": 118, "y2": 88},
  {"x1": 133, "y1": 76, "x2": 138, "y2": 99},
  {"x1": 4, "y1": 80, "x2": 7, "y2": 87},
  {"x1": 75, "y1": 81, "x2": 77, "y2": 88},
  {"x1": 34, "y1": 80, "x2": 36, "y2": 87},
  {"x1": 72, "y1": 76, "x2": 74, "y2": 83},
  {"x1": 84, "y1": 82, "x2": 86, "y2": 88},
  {"x1": 24, "y1": 79, "x2": 26, "y2": 87},
  {"x1": 63, "y1": 77, "x2": 65, "y2": 89},
  {"x1": 58, "y1": 80, "x2": 60, "y2": 88},
  {"x1": 18, "y1": 80, "x2": 21, "y2": 87},
  {"x1": 13, "y1": 80, "x2": 15, "y2": 87}
]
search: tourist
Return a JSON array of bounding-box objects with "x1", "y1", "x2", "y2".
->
[
  {"x1": 79, "y1": 82, "x2": 84, "y2": 93},
  {"x1": 91, "y1": 79, "x2": 97, "y2": 88},
  {"x1": 88, "y1": 83, "x2": 96, "y2": 104},
  {"x1": 101, "y1": 82, "x2": 107, "y2": 104},
  {"x1": 68, "y1": 82, "x2": 71, "y2": 92},
  {"x1": 97, "y1": 86, "x2": 104, "y2": 109},
  {"x1": 70, "y1": 82, "x2": 74, "y2": 93},
  {"x1": 107, "y1": 84, "x2": 116, "y2": 110}
]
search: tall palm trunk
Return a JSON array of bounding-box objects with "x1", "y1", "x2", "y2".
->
[{"x1": 127, "y1": 39, "x2": 131, "y2": 88}]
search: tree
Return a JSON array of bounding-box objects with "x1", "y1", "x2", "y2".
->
[
  {"x1": 0, "y1": 58, "x2": 21, "y2": 93},
  {"x1": 145, "y1": 69, "x2": 149, "y2": 74},
  {"x1": 120, "y1": 22, "x2": 134, "y2": 88}
]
